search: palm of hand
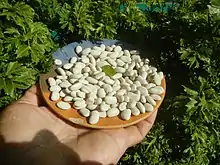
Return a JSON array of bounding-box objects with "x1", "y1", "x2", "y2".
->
[{"x1": 0, "y1": 85, "x2": 157, "y2": 165}]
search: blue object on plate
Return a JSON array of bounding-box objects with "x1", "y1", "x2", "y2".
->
[{"x1": 53, "y1": 39, "x2": 138, "y2": 64}]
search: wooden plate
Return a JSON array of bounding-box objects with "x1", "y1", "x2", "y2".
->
[
  {"x1": 39, "y1": 67, "x2": 166, "y2": 129},
  {"x1": 39, "y1": 40, "x2": 166, "y2": 129}
]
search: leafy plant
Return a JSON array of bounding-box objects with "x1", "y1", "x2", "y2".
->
[{"x1": 0, "y1": 1, "x2": 56, "y2": 109}]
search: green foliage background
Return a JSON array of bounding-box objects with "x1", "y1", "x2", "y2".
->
[{"x1": 0, "y1": 0, "x2": 220, "y2": 164}]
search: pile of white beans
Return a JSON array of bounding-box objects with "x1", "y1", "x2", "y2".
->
[{"x1": 48, "y1": 44, "x2": 165, "y2": 124}]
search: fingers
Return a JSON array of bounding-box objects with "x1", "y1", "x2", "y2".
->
[
  {"x1": 125, "y1": 110, "x2": 158, "y2": 147},
  {"x1": 18, "y1": 84, "x2": 45, "y2": 106}
]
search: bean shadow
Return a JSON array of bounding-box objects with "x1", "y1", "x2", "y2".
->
[{"x1": 0, "y1": 130, "x2": 112, "y2": 165}]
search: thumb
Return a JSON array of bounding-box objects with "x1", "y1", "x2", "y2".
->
[{"x1": 18, "y1": 84, "x2": 44, "y2": 106}]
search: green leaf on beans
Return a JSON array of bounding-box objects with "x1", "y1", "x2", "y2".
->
[{"x1": 101, "y1": 65, "x2": 116, "y2": 77}]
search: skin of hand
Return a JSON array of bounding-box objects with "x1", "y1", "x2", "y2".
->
[{"x1": 0, "y1": 85, "x2": 157, "y2": 165}]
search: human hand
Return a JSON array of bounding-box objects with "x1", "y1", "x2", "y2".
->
[{"x1": 0, "y1": 85, "x2": 157, "y2": 165}]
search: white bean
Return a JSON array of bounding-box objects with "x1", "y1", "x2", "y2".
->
[
  {"x1": 146, "y1": 96, "x2": 156, "y2": 106},
  {"x1": 148, "y1": 86, "x2": 164, "y2": 95},
  {"x1": 100, "y1": 44, "x2": 106, "y2": 51},
  {"x1": 140, "y1": 95, "x2": 147, "y2": 103},
  {"x1": 122, "y1": 83, "x2": 131, "y2": 91},
  {"x1": 108, "y1": 91, "x2": 116, "y2": 96},
  {"x1": 100, "y1": 103, "x2": 110, "y2": 112},
  {"x1": 124, "y1": 96, "x2": 130, "y2": 102},
  {"x1": 94, "y1": 72, "x2": 105, "y2": 80},
  {"x1": 107, "y1": 108, "x2": 120, "y2": 117},
  {"x1": 131, "y1": 84, "x2": 137, "y2": 91},
  {"x1": 75, "y1": 46, "x2": 82, "y2": 54},
  {"x1": 125, "y1": 77, "x2": 133, "y2": 85},
  {"x1": 116, "y1": 59, "x2": 125, "y2": 66},
  {"x1": 120, "y1": 56, "x2": 131, "y2": 63},
  {"x1": 103, "y1": 76, "x2": 115, "y2": 85},
  {"x1": 105, "y1": 96, "x2": 117, "y2": 105},
  {"x1": 50, "y1": 91, "x2": 60, "y2": 101},
  {"x1": 113, "y1": 85, "x2": 120, "y2": 91},
  {"x1": 70, "y1": 57, "x2": 77, "y2": 64},
  {"x1": 119, "y1": 51, "x2": 124, "y2": 57},
  {"x1": 114, "y1": 46, "x2": 122, "y2": 52},
  {"x1": 124, "y1": 50, "x2": 130, "y2": 56},
  {"x1": 138, "y1": 86, "x2": 149, "y2": 96},
  {"x1": 77, "y1": 91, "x2": 86, "y2": 98},
  {"x1": 111, "y1": 45, "x2": 116, "y2": 48},
  {"x1": 55, "y1": 59, "x2": 62, "y2": 66},
  {"x1": 89, "y1": 111, "x2": 100, "y2": 124},
  {"x1": 66, "y1": 71, "x2": 73, "y2": 76},
  {"x1": 63, "y1": 96, "x2": 73, "y2": 102},
  {"x1": 119, "y1": 102, "x2": 127, "y2": 111},
  {"x1": 109, "y1": 52, "x2": 119, "y2": 59},
  {"x1": 117, "y1": 89, "x2": 126, "y2": 96},
  {"x1": 128, "y1": 62, "x2": 135, "y2": 72},
  {"x1": 65, "y1": 88, "x2": 71, "y2": 94},
  {"x1": 103, "y1": 84, "x2": 113, "y2": 93},
  {"x1": 145, "y1": 83, "x2": 156, "y2": 89},
  {"x1": 97, "y1": 61, "x2": 109, "y2": 67},
  {"x1": 59, "y1": 90, "x2": 66, "y2": 97},
  {"x1": 49, "y1": 85, "x2": 61, "y2": 92},
  {"x1": 112, "y1": 73, "x2": 122, "y2": 79},
  {"x1": 69, "y1": 78, "x2": 77, "y2": 84},
  {"x1": 78, "y1": 79, "x2": 89, "y2": 85},
  {"x1": 116, "y1": 67, "x2": 126, "y2": 73},
  {"x1": 95, "y1": 98, "x2": 102, "y2": 105},
  {"x1": 81, "y1": 48, "x2": 91, "y2": 55},
  {"x1": 134, "y1": 81, "x2": 142, "y2": 87},
  {"x1": 63, "y1": 63, "x2": 73, "y2": 70},
  {"x1": 86, "y1": 97, "x2": 95, "y2": 105},
  {"x1": 70, "y1": 91, "x2": 77, "y2": 97},
  {"x1": 48, "y1": 77, "x2": 56, "y2": 86},
  {"x1": 88, "y1": 64, "x2": 97, "y2": 72},
  {"x1": 144, "y1": 103, "x2": 154, "y2": 112},
  {"x1": 79, "y1": 108, "x2": 90, "y2": 117},
  {"x1": 151, "y1": 94, "x2": 162, "y2": 101},
  {"x1": 74, "y1": 100, "x2": 86, "y2": 107},
  {"x1": 154, "y1": 74, "x2": 161, "y2": 85},
  {"x1": 82, "y1": 67, "x2": 90, "y2": 73},
  {"x1": 97, "y1": 88, "x2": 106, "y2": 98},
  {"x1": 71, "y1": 74, "x2": 83, "y2": 79},
  {"x1": 86, "y1": 77, "x2": 98, "y2": 84},
  {"x1": 137, "y1": 76, "x2": 147, "y2": 85},
  {"x1": 158, "y1": 72, "x2": 164, "y2": 80},
  {"x1": 100, "y1": 51, "x2": 108, "y2": 59},
  {"x1": 56, "y1": 68, "x2": 66, "y2": 76},
  {"x1": 131, "y1": 107, "x2": 140, "y2": 116},
  {"x1": 87, "y1": 104, "x2": 97, "y2": 110},
  {"x1": 107, "y1": 58, "x2": 117, "y2": 67},
  {"x1": 127, "y1": 101, "x2": 136, "y2": 109},
  {"x1": 106, "y1": 46, "x2": 113, "y2": 51},
  {"x1": 90, "y1": 49, "x2": 101, "y2": 56},
  {"x1": 81, "y1": 56, "x2": 90, "y2": 64},
  {"x1": 98, "y1": 81, "x2": 105, "y2": 87},
  {"x1": 140, "y1": 71, "x2": 148, "y2": 80},
  {"x1": 59, "y1": 81, "x2": 71, "y2": 88},
  {"x1": 127, "y1": 92, "x2": 139, "y2": 102},
  {"x1": 70, "y1": 83, "x2": 82, "y2": 91},
  {"x1": 56, "y1": 79, "x2": 62, "y2": 85},
  {"x1": 93, "y1": 46, "x2": 102, "y2": 51},
  {"x1": 99, "y1": 112, "x2": 107, "y2": 118},
  {"x1": 137, "y1": 102, "x2": 145, "y2": 113},
  {"x1": 116, "y1": 95, "x2": 124, "y2": 103},
  {"x1": 130, "y1": 50, "x2": 140, "y2": 55},
  {"x1": 57, "y1": 101, "x2": 71, "y2": 110},
  {"x1": 121, "y1": 109, "x2": 131, "y2": 120}
]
